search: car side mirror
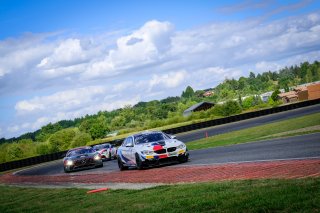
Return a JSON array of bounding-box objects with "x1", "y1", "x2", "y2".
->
[
  {"x1": 170, "y1": 134, "x2": 176, "y2": 139},
  {"x1": 126, "y1": 141, "x2": 134, "y2": 147}
]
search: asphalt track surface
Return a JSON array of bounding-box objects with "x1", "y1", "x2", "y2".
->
[
  {"x1": 14, "y1": 104, "x2": 320, "y2": 176},
  {"x1": 176, "y1": 104, "x2": 320, "y2": 142},
  {"x1": 16, "y1": 132, "x2": 320, "y2": 176}
]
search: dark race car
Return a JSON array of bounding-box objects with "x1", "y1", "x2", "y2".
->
[{"x1": 63, "y1": 146, "x2": 103, "y2": 173}]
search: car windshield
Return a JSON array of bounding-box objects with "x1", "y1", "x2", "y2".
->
[
  {"x1": 134, "y1": 133, "x2": 165, "y2": 144},
  {"x1": 93, "y1": 144, "x2": 110, "y2": 150},
  {"x1": 69, "y1": 148, "x2": 94, "y2": 156}
]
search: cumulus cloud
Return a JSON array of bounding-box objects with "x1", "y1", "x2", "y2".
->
[
  {"x1": 37, "y1": 39, "x2": 86, "y2": 69},
  {"x1": 148, "y1": 70, "x2": 187, "y2": 91},
  {"x1": 1, "y1": 9, "x2": 320, "y2": 138},
  {"x1": 82, "y1": 20, "x2": 174, "y2": 79},
  {"x1": 15, "y1": 86, "x2": 106, "y2": 115}
]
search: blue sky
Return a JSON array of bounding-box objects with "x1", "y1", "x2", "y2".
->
[{"x1": 0, "y1": 0, "x2": 320, "y2": 138}]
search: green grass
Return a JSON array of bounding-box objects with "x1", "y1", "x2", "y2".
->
[
  {"x1": 0, "y1": 178, "x2": 319, "y2": 212},
  {"x1": 187, "y1": 112, "x2": 320, "y2": 150}
]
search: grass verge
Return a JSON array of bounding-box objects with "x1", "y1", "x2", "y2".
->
[
  {"x1": 187, "y1": 112, "x2": 320, "y2": 150},
  {"x1": 1, "y1": 178, "x2": 319, "y2": 213}
]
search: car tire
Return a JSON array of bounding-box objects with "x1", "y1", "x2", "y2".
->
[
  {"x1": 96, "y1": 163, "x2": 103, "y2": 168},
  {"x1": 118, "y1": 157, "x2": 128, "y2": 171},
  {"x1": 64, "y1": 167, "x2": 70, "y2": 173},
  {"x1": 135, "y1": 153, "x2": 144, "y2": 170},
  {"x1": 178, "y1": 154, "x2": 189, "y2": 163},
  {"x1": 108, "y1": 152, "x2": 112, "y2": 160}
]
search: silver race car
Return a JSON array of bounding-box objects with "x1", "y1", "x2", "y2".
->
[
  {"x1": 93, "y1": 143, "x2": 117, "y2": 161},
  {"x1": 63, "y1": 146, "x2": 103, "y2": 173},
  {"x1": 117, "y1": 131, "x2": 189, "y2": 170}
]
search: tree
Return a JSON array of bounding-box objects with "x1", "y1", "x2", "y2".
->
[
  {"x1": 35, "y1": 123, "x2": 62, "y2": 142},
  {"x1": 306, "y1": 69, "x2": 313, "y2": 83},
  {"x1": 238, "y1": 93, "x2": 242, "y2": 107},
  {"x1": 249, "y1": 72, "x2": 256, "y2": 79},
  {"x1": 70, "y1": 132, "x2": 92, "y2": 148},
  {"x1": 6, "y1": 143, "x2": 24, "y2": 161},
  {"x1": 49, "y1": 129, "x2": 76, "y2": 152},
  {"x1": 36, "y1": 143, "x2": 50, "y2": 155},
  {"x1": 212, "y1": 101, "x2": 242, "y2": 116},
  {"x1": 89, "y1": 123, "x2": 108, "y2": 140},
  {"x1": 271, "y1": 89, "x2": 280, "y2": 102},
  {"x1": 242, "y1": 96, "x2": 255, "y2": 109},
  {"x1": 181, "y1": 86, "x2": 195, "y2": 99}
]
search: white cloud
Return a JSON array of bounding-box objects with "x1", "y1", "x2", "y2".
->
[
  {"x1": 8, "y1": 125, "x2": 20, "y2": 133},
  {"x1": 37, "y1": 39, "x2": 87, "y2": 69},
  {"x1": 148, "y1": 70, "x2": 186, "y2": 91},
  {"x1": 15, "y1": 86, "x2": 106, "y2": 115},
  {"x1": 255, "y1": 61, "x2": 282, "y2": 72},
  {"x1": 2, "y1": 11, "x2": 320, "y2": 138},
  {"x1": 82, "y1": 20, "x2": 174, "y2": 79},
  {"x1": 112, "y1": 81, "x2": 134, "y2": 93},
  {"x1": 0, "y1": 44, "x2": 51, "y2": 77}
]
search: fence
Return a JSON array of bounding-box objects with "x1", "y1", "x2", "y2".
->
[{"x1": 1, "y1": 98, "x2": 319, "y2": 172}]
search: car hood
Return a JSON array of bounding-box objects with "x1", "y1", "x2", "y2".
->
[
  {"x1": 135, "y1": 139, "x2": 183, "y2": 151},
  {"x1": 64, "y1": 153, "x2": 96, "y2": 160}
]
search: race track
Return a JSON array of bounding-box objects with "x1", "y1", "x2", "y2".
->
[
  {"x1": 16, "y1": 133, "x2": 320, "y2": 176},
  {"x1": 176, "y1": 104, "x2": 320, "y2": 142}
]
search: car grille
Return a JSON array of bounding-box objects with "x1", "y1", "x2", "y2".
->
[
  {"x1": 75, "y1": 158, "x2": 94, "y2": 167},
  {"x1": 154, "y1": 149, "x2": 166, "y2": 154},
  {"x1": 167, "y1": 147, "x2": 176, "y2": 152}
]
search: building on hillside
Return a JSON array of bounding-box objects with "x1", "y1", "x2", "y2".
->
[
  {"x1": 278, "y1": 91, "x2": 299, "y2": 103},
  {"x1": 294, "y1": 86, "x2": 308, "y2": 101},
  {"x1": 183, "y1": 102, "x2": 215, "y2": 117},
  {"x1": 307, "y1": 82, "x2": 320, "y2": 100},
  {"x1": 260, "y1": 91, "x2": 273, "y2": 102},
  {"x1": 278, "y1": 82, "x2": 320, "y2": 103},
  {"x1": 203, "y1": 91, "x2": 214, "y2": 97}
]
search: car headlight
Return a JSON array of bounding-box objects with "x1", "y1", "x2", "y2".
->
[
  {"x1": 66, "y1": 160, "x2": 73, "y2": 166},
  {"x1": 141, "y1": 150, "x2": 154, "y2": 155},
  {"x1": 94, "y1": 155, "x2": 101, "y2": 161},
  {"x1": 177, "y1": 144, "x2": 186, "y2": 149}
]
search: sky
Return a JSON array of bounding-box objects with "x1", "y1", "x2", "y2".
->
[{"x1": 0, "y1": 0, "x2": 320, "y2": 139}]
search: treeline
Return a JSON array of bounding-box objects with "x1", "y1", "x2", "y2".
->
[{"x1": 0, "y1": 61, "x2": 319, "y2": 163}]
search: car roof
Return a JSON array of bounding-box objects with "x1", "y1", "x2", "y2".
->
[
  {"x1": 93, "y1": 143, "x2": 111, "y2": 147},
  {"x1": 132, "y1": 130, "x2": 163, "y2": 138},
  {"x1": 68, "y1": 146, "x2": 92, "y2": 152}
]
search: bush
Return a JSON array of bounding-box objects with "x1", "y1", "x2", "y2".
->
[
  {"x1": 70, "y1": 132, "x2": 92, "y2": 148},
  {"x1": 49, "y1": 129, "x2": 76, "y2": 152},
  {"x1": 222, "y1": 101, "x2": 242, "y2": 116},
  {"x1": 5, "y1": 143, "x2": 24, "y2": 161},
  {"x1": 36, "y1": 143, "x2": 50, "y2": 155}
]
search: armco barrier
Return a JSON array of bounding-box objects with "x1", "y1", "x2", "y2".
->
[{"x1": 1, "y1": 99, "x2": 319, "y2": 172}]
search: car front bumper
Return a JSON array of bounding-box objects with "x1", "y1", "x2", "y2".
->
[{"x1": 141, "y1": 150, "x2": 189, "y2": 166}]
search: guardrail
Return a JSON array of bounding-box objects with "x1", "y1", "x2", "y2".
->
[{"x1": 1, "y1": 98, "x2": 319, "y2": 172}]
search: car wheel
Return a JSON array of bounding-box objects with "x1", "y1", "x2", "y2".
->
[
  {"x1": 96, "y1": 163, "x2": 103, "y2": 168},
  {"x1": 64, "y1": 167, "x2": 70, "y2": 173},
  {"x1": 178, "y1": 154, "x2": 189, "y2": 163},
  {"x1": 108, "y1": 152, "x2": 112, "y2": 160},
  {"x1": 135, "y1": 153, "x2": 144, "y2": 170},
  {"x1": 118, "y1": 157, "x2": 128, "y2": 171}
]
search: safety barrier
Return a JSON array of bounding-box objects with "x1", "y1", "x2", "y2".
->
[{"x1": 1, "y1": 98, "x2": 319, "y2": 172}]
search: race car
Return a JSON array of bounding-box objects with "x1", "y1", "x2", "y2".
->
[
  {"x1": 117, "y1": 131, "x2": 189, "y2": 170},
  {"x1": 63, "y1": 146, "x2": 103, "y2": 173},
  {"x1": 92, "y1": 143, "x2": 117, "y2": 160}
]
